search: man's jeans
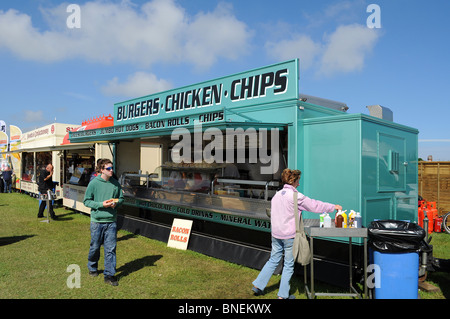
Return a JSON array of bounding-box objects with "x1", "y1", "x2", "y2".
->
[
  {"x1": 88, "y1": 222, "x2": 117, "y2": 277},
  {"x1": 38, "y1": 192, "x2": 56, "y2": 218},
  {"x1": 4, "y1": 180, "x2": 11, "y2": 193},
  {"x1": 252, "y1": 237, "x2": 295, "y2": 299}
]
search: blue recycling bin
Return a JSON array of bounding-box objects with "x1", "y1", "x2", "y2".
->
[
  {"x1": 372, "y1": 250, "x2": 419, "y2": 299},
  {"x1": 368, "y1": 220, "x2": 425, "y2": 299}
]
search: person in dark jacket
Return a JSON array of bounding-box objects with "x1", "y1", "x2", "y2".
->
[
  {"x1": 2, "y1": 165, "x2": 13, "y2": 193},
  {"x1": 37, "y1": 164, "x2": 57, "y2": 219}
]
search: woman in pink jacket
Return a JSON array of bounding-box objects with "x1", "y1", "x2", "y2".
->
[{"x1": 252, "y1": 169, "x2": 342, "y2": 299}]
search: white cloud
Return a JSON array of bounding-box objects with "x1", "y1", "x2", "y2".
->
[
  {"x1": 301, "y1": 0, "x2": 366, "y2": 31},
  {"x1": 0, "y1": 0, "x2": 252, "y2": 69},
  {"x1": 183, "y1": 2, "x2": 252, "y2": 70},
  {"x1": 101, "y1": 72, "x2": 172, "y2": 97},
  {"x1": 265, "y1": 23, "x2": 380, "y2": 77},
  {"x1": 318, "y1": 24, "x2": 380, "y2": 77},
  {"x1": 0, "y1": 9, "x2": 63, "y2": 62},
  {"x1": 64, "y1": 92, "x2": 93, "y2": 101},
  {"x1": 24, "y1": 110, "x2": 44, "y2": 123},
  {"x1": 264, "y1": 1, "x2": 379, "y2": 77},
  {"x1": 265, "y1": 34, "x2": 321, "y2": 70}
]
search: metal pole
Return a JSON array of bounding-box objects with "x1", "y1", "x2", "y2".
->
[
  {"x1": 364, "y1": 237, "x2": 368, "y2": 299},
  {"x1": 349, "y1": 237, "x2": 352, "y2": 294},
  {"x1": 304, "y1": 261, "x2": 308, "y2": 295},
  {"x1": 423, "y1": 210, "x2": 428, "y2": 242},
  {"x1": 437, "y1": 163, "x2": 440, "y2": 213},
  {"x1": 40, "y1": 191, "x2": 50, "y2": 223},
  {"x1": 419, "y1": 162, "x2": 423, "y2": 198},
  {"x1": 310, "y1": 236, "x2": 315, "y2": 298}
]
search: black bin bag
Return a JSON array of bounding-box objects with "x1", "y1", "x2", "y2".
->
[{"x1": 368, "y1": 220, "x2": 426, "y2": 253}]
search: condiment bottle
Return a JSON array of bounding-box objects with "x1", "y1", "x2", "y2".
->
[
  {"x1": 336, "y1": 213, "x2": 343, "y2": 228},
  {"x1": 341, "y1": 210, "x2": 348, "y2": 228},
  {"x1": 348, "y1": 210, "x2": 356, "y2": 228},
  {"x1": 324, "y1": 213, "x2": 332, "y2": 228},
  {"x1": 354, "y1": 212, "x2": 362, "y2": 228}
]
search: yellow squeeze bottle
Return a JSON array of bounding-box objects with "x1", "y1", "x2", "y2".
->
[
  {"x1": 341, "y1": 210, "x2": 348, "y2": 228},
  {"x1": 349, "y1": 210, "x2": 356, "y2": 228}
]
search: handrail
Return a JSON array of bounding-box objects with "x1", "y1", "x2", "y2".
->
[{"x1": 214, "y1": 178, "x2": 279, "y2": 200}]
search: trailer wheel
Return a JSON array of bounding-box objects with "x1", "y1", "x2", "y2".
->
[{"x1": 442, "y1": 212, "x2": 450, "y2": 234}]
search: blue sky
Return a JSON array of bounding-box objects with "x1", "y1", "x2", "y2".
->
[{"x1": 0, "y1": 0, "x2": 449, "y2": 160}]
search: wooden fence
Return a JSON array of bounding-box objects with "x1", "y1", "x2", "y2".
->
[{"x1": 419, "y1": 161, "x2": 450, "y2": 215}]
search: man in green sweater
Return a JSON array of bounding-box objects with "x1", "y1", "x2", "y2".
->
[{"x1": 84, "y1": 158, "x2": 124, "y2": 286}]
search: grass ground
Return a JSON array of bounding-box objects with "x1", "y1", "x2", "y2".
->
[{"x1": 0, "y1": 192, "x2": 448, "y2": 299}]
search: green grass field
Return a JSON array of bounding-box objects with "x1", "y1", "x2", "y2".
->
[{"x1": 0, "y1": 192, "x2": 448, "y2": 299}]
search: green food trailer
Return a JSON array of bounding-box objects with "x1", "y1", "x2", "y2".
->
[{"x1": 69, "y1": 59, "x2": 418, "y2": 285}]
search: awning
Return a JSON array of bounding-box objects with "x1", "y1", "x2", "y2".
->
[
  {"x1": 62, "y1": 114, "x2": 114, "y2": 145},
  {"x1": 69, "y1": 121, "x2": 287, "y2": 144},
  {"x1": 5, "y1": 143, "x2": 97, "y2": 154}
]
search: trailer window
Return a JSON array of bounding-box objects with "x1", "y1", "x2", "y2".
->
[
  {"x1": 35, "y1": 152, "x2": 52, "y2": 183},
  {"x1": 64, "y1": 150, "x2": 95, "y2": 186},
  {"x1": 22, "y1": 152, "x2": 34, "y2": 181}
]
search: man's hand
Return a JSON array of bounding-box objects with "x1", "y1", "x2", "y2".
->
[
  {"x1": 103, "y1": 199, "x2": 114, "y2": 208},
  {"x1": 103, "y1": 199, "x2": 118, "y2": 208}
]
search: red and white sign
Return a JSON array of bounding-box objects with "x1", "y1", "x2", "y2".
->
[{"x1": 167, "y1": 218, "x2": 193, "y2": 250}]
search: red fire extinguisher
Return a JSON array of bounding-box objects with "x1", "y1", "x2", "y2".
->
[{"x1": 434, "y1": 216, "x2": 443, "y2": 233}]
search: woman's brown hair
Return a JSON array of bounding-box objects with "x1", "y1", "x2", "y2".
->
[{"x1": 281, "y1": 168, "x2": 301, "y2": 185}]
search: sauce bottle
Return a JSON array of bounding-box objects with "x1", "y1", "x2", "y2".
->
[
  {"x1": 354, "y1": 212, "x2": 362, "y2": 228},
  {"x1": 341, "y1": 210, "x2": 348, "y2": 228},
  {"x1": 348, "y1": 210, "x2": 356, "y2": 228},
  {"x1": 324, "y1": 213, "x2": 332, "y2": 228},
  {"x1": 336, "y1": 213, "x2": 343, "y2": 228}
]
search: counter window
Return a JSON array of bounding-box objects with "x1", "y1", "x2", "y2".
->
[
  {"x1": 161, "y1": 164, "x2": 217, "y2": 193},
  {"x1": 21, "y1": 152, "x2": 34, "y2": 181},
  {"x1": 64, "y1": 150, "x2": 95, "y2": 186},
  {"x1": 120, "y1": 127, "x2": 287, "y2": 202},
  {"x1": 35, "y1": 152, "x2": 52, "y2": 183},
  {"x1": 21, "y1": 151, "x2": 52, "y2": 182}
]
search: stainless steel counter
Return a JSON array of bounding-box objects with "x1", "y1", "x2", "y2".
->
[
  {"x1": 303, "y1": 225, "x2": 368, "y2": 299},
  {"x1": 122, "y1": 185, "x2": 271, "y2": 220}
]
